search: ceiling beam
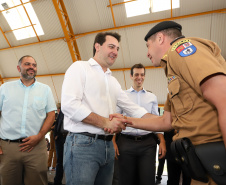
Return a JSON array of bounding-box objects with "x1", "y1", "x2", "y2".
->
[
  {"x1": 107, "y1": 0, "x2": 137, "y2": 7},
  {"x1": 0, "y1": 26, "x2": 11, "y2": 47},
  {"x1": 19, "y1": 0, "x2": 40, "y2": 42},
  {"x1": 52, "y1": 0, "x2": 81, "y2": 62},
  {"x1": 4, "y1": 24, "x2": 36, "y2": 33},
  {"x1": 0, "y1": 75, "x2": 4, "y2": 84},
  {"x1": 2, "y1": 73, "x2": 65, "y2": 81},
  {"x1": 0, "y1": 37, "x2": 64, "y2": 51},
  {"x1": 59, "y1": 0, "x2": 81, "y2": 61},
  {"x1": 0, "y1": 0, "x2": 39, "y2": 47},
  {"x1": 75, "y1": 8, "x2": 226, "y2": 37},
  {"x1": 0, "y1": 0, "x2": 38, "y2": 13},
  {"x1": 1, "y1": 66, "x2": 161, "y2": 81},
  {"x1": 1, "y1": 8, "x2": 225, "y2": 52},
  {"x1": 109, "y1": 0, "x2": 116, "y2": 27}
]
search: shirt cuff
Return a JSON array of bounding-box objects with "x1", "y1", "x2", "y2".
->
[
  {"x1": 132, "y1": 107, "x2": 148, "y2": 118},
  {"x1": 72, "y1": 105, "x2": 92, "y2": 123}
]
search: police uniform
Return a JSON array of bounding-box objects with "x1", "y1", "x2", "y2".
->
[
  {"x1": 162, "y1": 37, "x2": 226, "y2": 145},
  {"x1": 163, "y1": 37, "x2": 226, "y2": 185},
  {"x1": 145, "y1": 21, "x2": 226, "y2": 185}
]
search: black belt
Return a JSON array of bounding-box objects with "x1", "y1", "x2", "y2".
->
[
  {"x1": 1, "y1": 138, "x2": 26, "y2": 143},
  {"x1": 79, "y1": 132, "x2": 113, "y2": 141},
  {"x1": 120, "y1": 133, "x2": 154, "y2": 141}
]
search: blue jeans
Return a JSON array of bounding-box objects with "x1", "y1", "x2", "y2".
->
[{"x1": 64, "y1": 133, "x2": 115, "y2": 185}]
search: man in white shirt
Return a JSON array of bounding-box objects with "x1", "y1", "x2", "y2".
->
[
  {"x1": 61, "y1": 32, "x2": 152, "y2": 185},
  {"x1": 113, "y1": 63, "x2": 166, "y2": 185}
]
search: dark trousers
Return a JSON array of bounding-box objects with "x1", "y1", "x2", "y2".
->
[
  {"x1": 117, "y1": 135, "x2": 157, "y2": 185},
  {"x1": 156, "y1": 157, "x2": 166, "y2": 181},
  {"x1": 167, "y1": 159, "x2": 191, "y2": 185},
  {"x1": 112, "y1": 159, "x2": 119, "y2": 185},
  {"x1": 54, "y1": 134, "x2": 66, "y2": 185}
]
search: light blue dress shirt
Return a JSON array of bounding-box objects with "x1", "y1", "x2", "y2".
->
[
  {"x1": 117, "y1": 86, "x2": 159, "y2": 136},
  {"x1": 0, "y1": 80, "x2": 56, "y2": 140}
]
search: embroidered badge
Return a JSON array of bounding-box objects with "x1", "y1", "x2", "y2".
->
[
  {"x1": 171, "y1": 39, "x2": 190, "y2": 51},
  {"x1": 168, "y1": 76, "x2": 176, "y2": 84},
  {"x1": 176, "y1": 42, "x2": 196, "y2": 57},
  {"x1": 176, "y1": 45, "x2": 185, "y2": 53}
]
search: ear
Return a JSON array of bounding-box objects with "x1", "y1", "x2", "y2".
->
[
  {"x1": 17, "y1": 65, "x2": 21, "y2": 72},
  {"x1": 157, "y1": 32, "x2": 164, "y2": 45},
  {"x1": 94, "y1": 43, "x2": 100, "y2": 53},
  {"x1": 130, "y1": 74, "x2": 133, "y2": 80}
]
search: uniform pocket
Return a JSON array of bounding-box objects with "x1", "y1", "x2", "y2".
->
[{"x1": 168, "y1": 78, "x2": 193, "y2": 116}]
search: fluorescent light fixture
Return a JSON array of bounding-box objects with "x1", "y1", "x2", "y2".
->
[
  {"x1": 151, "y1": 0, "x2": 180, "y2": 13},
  {"x1": 0, "y1": 0, "x2": 44, "y2": 40},
  {"x1": 124, "y1": 0, "x2": 151, "y2": 18}
]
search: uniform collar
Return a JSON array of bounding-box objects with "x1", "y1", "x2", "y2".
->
[
  {"x1": 89, "y1": 58, "x2": 112, "y2": 74},
  {"x1": 170, "y1": 35, "x2": 185, "y2": 45}
]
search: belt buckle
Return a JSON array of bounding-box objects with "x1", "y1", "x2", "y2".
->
[
  {"x1": 103, "y1": 135, "x2": 107, "y2": 140},
  {"x1": 135, "y1": 136, "x2": 142, "y2": 141}
]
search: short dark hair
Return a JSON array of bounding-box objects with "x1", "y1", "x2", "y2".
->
[
  {"x1": 18, "y1": 55, "x2": 36, "y2": 66},
  {"x1": 149, "y1": 28, "x2": 182, "y2": 41},
  {"x1": 130, "y1": 63, "x2": 146, "y2": 76},
  {"x1": 93, "y1": 32, "x2": 121, "y2": 56}
]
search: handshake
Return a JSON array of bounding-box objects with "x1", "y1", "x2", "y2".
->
[{"x1": 103, "y1": 113, "x2": 133, "y2": 134}]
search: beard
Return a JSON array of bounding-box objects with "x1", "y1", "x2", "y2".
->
[{"x1": 21, "y1": 69, "x2": 36, "y2": 80}]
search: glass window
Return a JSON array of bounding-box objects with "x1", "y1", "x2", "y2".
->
[{"x1": 0, "y1": 0, "x2": 44, "y2": 40}]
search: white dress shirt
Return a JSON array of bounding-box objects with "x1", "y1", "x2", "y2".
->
[
  {"x1": 61, "y1": 58, "x2": 147, "y2": 135},
  {"x1": 117, "y1": 86, "x2": 160, "y2": 136}
]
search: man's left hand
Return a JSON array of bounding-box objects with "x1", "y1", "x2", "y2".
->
[
  {"x1": 158, "y1": 141, "x2": 166, "y2": 159},
  {"x1": 19, "y1": 134, "x2": 42, "y2": 152}
]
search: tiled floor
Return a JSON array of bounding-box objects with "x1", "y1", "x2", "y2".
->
[
  {"x1": 157, "y1": 175, "x2": 168, "y2": 185},
  {"x1": 47, "y1": 170, "x2": 168, "y2": 185},
  {"x1": 47, "y1": 169, "x2": 66, "y2": 185}
]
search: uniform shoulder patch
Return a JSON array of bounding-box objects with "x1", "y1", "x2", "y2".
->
[
  {"x1": 171, "y1": 39, "x2": 190, "y2": 51},
  {"x1": 175, "y1": 42, "x2": 196, "y2": 57}
]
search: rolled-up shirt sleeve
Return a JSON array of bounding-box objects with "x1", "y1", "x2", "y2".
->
[
  {"x1": 116, "y1": 105, "x2": 123, "y2": 114},
  {"x1": 116, "y1": 88, "x2": 147, "y2": 118},
  {"x1": 151, "y1": 95, "x2": 159, "y2": 116},
  {"x1": 61, "y1": 62, "x2": 92, "y2": 123}
]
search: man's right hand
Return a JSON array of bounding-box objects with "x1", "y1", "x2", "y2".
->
[{"x1": 104, "y1": 117, "x2": 126, "y2": 134}]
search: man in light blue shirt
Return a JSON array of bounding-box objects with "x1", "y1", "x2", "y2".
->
[
  {"x1": 113, "y1": 63, "x2": 166, "y2": 185},
  {"x1": 0, "y1": 55, "x2": 56, "y2": 185}
]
